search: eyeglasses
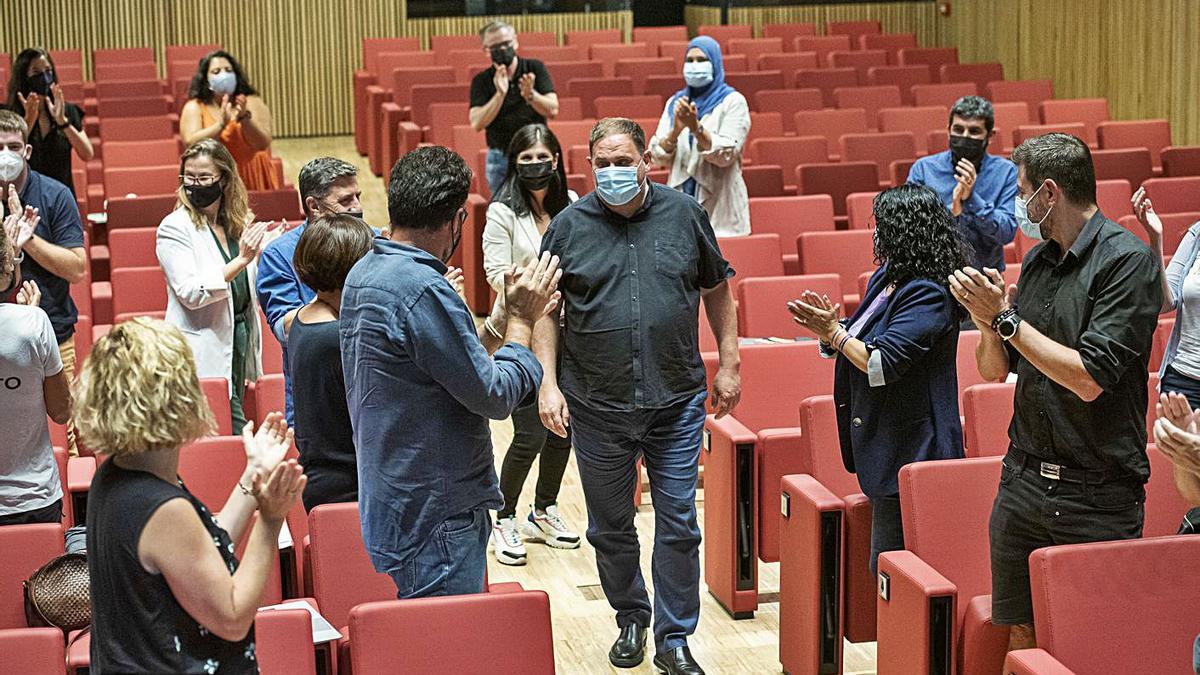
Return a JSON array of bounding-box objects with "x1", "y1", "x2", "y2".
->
[{"x1": 180, "y1": 174, "x2": 220, "y2": 187}]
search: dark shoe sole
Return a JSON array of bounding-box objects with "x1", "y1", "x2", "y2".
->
[{"x1": 609, "y1": 651, "x2": 645, "y2": 669}]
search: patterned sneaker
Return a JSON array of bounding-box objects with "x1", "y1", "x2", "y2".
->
[
  {"x1": 521, "y1": 505, "x2": 582, "y2": 550},
  {"x1": 492, "y1": 516, "x2": 527, "y2": 566}
]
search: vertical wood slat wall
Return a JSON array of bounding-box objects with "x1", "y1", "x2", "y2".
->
[
  {"x1": 0, "y1": 1, "x2": 630, "y2": 138},
  {"x1": 684, "y1": 2, "x2": 952, "y2": 49}
]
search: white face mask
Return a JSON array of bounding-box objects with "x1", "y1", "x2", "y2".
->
[
  {"x1": 208, "y1": 70, "x2": 237, "y2": 97},
  {"x1": 1015, "y1": 182, "x2": 1052, "y2": 241},
  {"x1": 683, "y1": 61, "x2": 714, "y2": 88},
  {"x1": 0, "y1": 149, "x2": 25, "y2": 183}
]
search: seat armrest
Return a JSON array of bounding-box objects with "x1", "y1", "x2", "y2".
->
[
  {"x1": 67, "y1": 456, "x2": 96, "y2": 493},
  {"x1": 704, "y1": 413, "x2": 756, "y2": 447},
  {"x1": 1004, "y1": 648, "x2": 1076, "y2": 675},
  {"x1": 876, "y1": 550, "x2": 958, "y2": 675},
  {"x1": 487, "y1": 582, "x2": 525, "y2": 594},
  {"x1": 842, "y1": 492, "x2": 877, "y2": 642}
]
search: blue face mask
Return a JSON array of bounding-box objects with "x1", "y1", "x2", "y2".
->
[
  {"x1": 1015, "y1": 182, "x2": 1052, "y2": 240},
  {"x1": 208, "y1": 70, "x2": 237, "y2": 97},
  {"x1": 682, "y1": 61, "x2": 713, "y2": 88},
  {"x1": 594, "y1": 163, "x2": 644, "y2": 206}
]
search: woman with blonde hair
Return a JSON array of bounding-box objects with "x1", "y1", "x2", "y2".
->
[
  {"x1": 157, "y1": 139, "x2": 284, "y2": 430},
  {"x1": 81, "y1": 317, "x2": 304, "y2": 674}
]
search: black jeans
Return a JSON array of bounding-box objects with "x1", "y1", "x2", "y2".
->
[
  {"x1": 869, "y1": 496, "x2": 905, "y2": 575},
  {"x1": 1162, "y1": 365, "x2": 1200, "y2": 410},
  {"x1": 497, "y1": 401, "x2": 572, "y2": 519},
  {"x1": 989, "y1": 452, "x2": 1143, "y2": 625},
  {"x1": 0, "y1": 499, "x2": 63, "y2": 526}
]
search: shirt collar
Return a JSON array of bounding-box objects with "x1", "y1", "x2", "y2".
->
[{"x1": 372, "y1": 236, "x2": 448, "y2": 274}]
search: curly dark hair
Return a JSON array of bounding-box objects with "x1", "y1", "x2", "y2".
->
[
  {"x1": 187, "y1": 50, "x2": 258, "y2": 103},
  {"x1": 873, "y1": 184, "x2": 971, "y2": 289},
  {"x1": 387, "y1": 146, "x2": 472, "y2": 231}
]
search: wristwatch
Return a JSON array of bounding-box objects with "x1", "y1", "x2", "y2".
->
[{"x1": 992, "y1": 307, "x2": 1021, "y2": 341}]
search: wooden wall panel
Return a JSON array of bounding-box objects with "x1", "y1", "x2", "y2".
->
[
  {"x1": 0, "y1": 1, "x2": 629, "y2": 137},
  {"x1": 684, "y1": 2, "x2": 952, "y2": 47}
]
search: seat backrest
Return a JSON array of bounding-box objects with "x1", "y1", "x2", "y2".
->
[
  {"x1": 900, "y1": 457, "x2": 1003, "y2": 614},
  {"x1": 796, "y1": 230, "x2": 877, "y2": 289},
  {"x1": 96, "y1": 95, "x2": 172, "y2": 118},
  {"x1": 840, "y1": 131, "x2": 915, "y2": 181},
  {"x1": 939, "y1": 62, "x2": 1004, "y2": 93},
  {"x1": 590, "y1": 42, "x2": 654, "y2": 64},
  {"x1": 1097, "y1": 119, "x2": 1173, "y2": 169},
  {"x1": 793, "y1": 108, "x2": 868, "y2": 154},
  {"x1": 613, "y1": 57, "x2": 675, "y2": 95},
  {"x1": 718, "y1": 234, "x2": 785, "y2": 290},
  {"x1": 545, "y1": 60, "x2": 605, "y2": 89},
  {"x1": 349, "y1": 591, "x2": 555, "y2": 675},
  {"x1": 99, "y1": 115, "x2": 175, "y2": 142},
  {"x1": 0, "y1": 524, "x2": 64, "y2": 629},
  {"x1": 962, "y1": 382, "x2": 1015, "y2": 458},
  {"x1": 362, "y1": 37, "x2": 421, "y2": 72},
  {"x1": 106, "y1": 194, "x2": 178, "y2": 230},
  {"x1": 742, "y1": 164, "x2": 787, "y2": 198},
  {"x1": 737, "y1": 274, "x2": 841, "y2": 340},
  {"x1": 94, "y1": 78, "x2": 165, "y2": 100},
  {"x1": 755, "y1": 89, "x2": 824, "y2": 133},
  {"x1": 725, "y1": 71, "x2": 786, "y2": 103},
  {"x1": 1091, "y1": 147, "x2": 1154, "y2": 189},
  {"x1": 761, "y1": 23, "x2": 818, "y2": 49},
  {"x1": 829, "y1": 50, "x2": 889, "y2": 81},
  {"x1": 594, "y1": 94, "x2": 662, "y2": 120},
  {"x1": 1095, "y1": 178, "x2": 1134, "y2": 219},
  {"x1": 1039, "y1": 98, "x2": 1109, "y2": 145},
  {"x1": 253, "y1": 374, "x2": 286, "y2": 426},
  {"x1": 794, "y1": 35, "x2": 852, "y2": 65},
  {"x1": 247, "y1": 189, "x2": 304, "y2": 222},
  {"x1": 794, "y1": 67, "x2": 859, "y2": 107},
  {"x1": 749, "y1": 136, "x2": 828, "y2": 175},
  {"x1": 1163, "y1": 146, "x2": 1200, "y2": 178},
  {"x1": 955, "y1": 330, "x2": 987, "y2": 405},
  {"x1": 734, "y1": 342, "x2": 835, "y2": 432},
  {"x1": 866, "y1": 65, "x2": 932, "y2": 105},
  {"x1": 911, "y1": 81, "x2": 977, "y2": 109},
  {"x1": 93, "y1": 62, "x2": 159, "y2": 83},
  {"x1": 1029, "y1": 535, "x2": 1200, "y2": 674},
  {"x1": 1014, "y1": 123, "x2": 1088, "y2": 148},
  {"x1": 632, "y1": 25, "x2": 689, "y2": 47},
  {"x1": 860, "y1": 33, "x2": 918, "y2": 63},
  {"x1": 698, "y1": 24, "x2": 753, "y2": 47},
  {"x1": 255, "y1": 607, "x2": 317, "y2": 675},
  {"x1": 749, "y1": 194, "x2": 836, "y2": 243},
  {"x1": 548, "y1": 119, "x2": 600, "y2": 154},
  {"x1": 108, "y1": 227, "x2": 159, "y2": 270},
  {"x1": 986, "y1": 79, "x2": 1054, "y2": 117},
  {"x1": 658, "y1": 40, "x2": 690, "y2": 62},
  {"x1": 1143, "y1": 176, "x2": 1200, "y2": 214},
  {"x1": 0, "y1": 626, "x2": 68, "y2": 674},
  {"x1": 844, "y1": 191, "x2": 879, "y2": 231},
  {"x1": 878, "y1": 106, "x2": 949, "y2": 155},
  {"x1": 308, "y1": 502, "x2": 398, "y2": 628},
  {"x1": 897, "y1": 47, "x2": 959, "y2": 72},
  {"x1": 102, "y1": 139, "x2": 180, "y2": 168},
  {"x1": 409, "y1": 83, "x2": 470, "y2": 126},
  {"x1": 429, "y1": 34, "x2": 479, "y2": 54},
  {"x1": 1144, "y1": 444, "x2": 1192, "y2": 538},
  {"x1": 759, "y1": 52, "x2": 819, "y2": 76},
  {"x1": 798, "y1": 395, "x2": 861, "y2": 497},
  {"x1": 389, "y1": 67, "x2": 454, "y2": 107},
  {"x1": 48, "y1": 49, "x2": 83, "y2": 69},
  {"x1": 110, "y1": 266, "x2": 167, "y2": 317},
  {"x1": 374, "y1": 52, "x2": 437, "y2": 83},
  {"x1": 521, "y1": 45, "x2": 584, "y2": 64},
  {"x1": 728, "y1": 38, "x2": 785, "y2": 68},
  {"x1": 199, "y1": 377, "x2": 233, "y2": 436},
  {"x1": 796, "y1": 162, "x2": 880, "y2": 217},
  {"x1": 833, "y1": 85, "x2": 902, "y2": 128},
  {"x1": 177, "y1": 436, "x2": 246, "y2": 506}
]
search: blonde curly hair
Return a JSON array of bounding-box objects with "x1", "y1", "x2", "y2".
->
[{"x1": 73, "y1": 317, "x2": 215, "y2": 456}]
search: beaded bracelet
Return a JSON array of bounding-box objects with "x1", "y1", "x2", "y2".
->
[{"x1": 484, "y1": 319, "x2": 503, "y2": 340}]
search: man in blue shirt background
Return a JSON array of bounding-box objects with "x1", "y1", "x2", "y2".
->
[
  {"x1": 908, "y1": 95, "x2": 1018, "y2": 272},
  {"x1": 256, "y1": 157, "x2": 362, "y2": 423},
  {"x1": 340, "y1": 146, "x2": 562, "y2": 599}
]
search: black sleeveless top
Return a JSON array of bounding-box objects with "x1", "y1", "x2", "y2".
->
[{"x1": 86, "y1": 460, "x2": 257, "y2": 674}]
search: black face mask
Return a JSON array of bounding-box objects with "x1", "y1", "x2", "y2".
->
[
  {"x1": 343, "y1": 210, "x2": 365, "y2": 221},
  {"x1": 490, "y1": 44, "x2": 516, "y2": 67},
  {"x1": 184, "y1": 183, "x2": 223, "y2": 209},
  {"x1": 949, "y1": 134, "x2": 988, "y2": 169},
  {"x1": 26, "y1": 72, "x2": 52, "y2": 96},
  {"x1": 516, "y1": 160, "x2": 554, "y2": 190}
]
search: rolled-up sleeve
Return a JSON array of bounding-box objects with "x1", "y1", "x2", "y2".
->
[
  {"x1": 864, "y1": 281, "x2": 955, "y2": 387},
  {"x1": 699, "y1": 93, "x2": 750, "y2": 169},
  {"x1": 404, "y1": 280, "x2": 543, "y2": 419},
  {"x1": 1079, "y1": 250, "x2": 1163, "y2": 392}
]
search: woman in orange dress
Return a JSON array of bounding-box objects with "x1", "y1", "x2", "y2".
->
[{"x1": 180, "y1": 50, "x2": 280, "y2": 191}]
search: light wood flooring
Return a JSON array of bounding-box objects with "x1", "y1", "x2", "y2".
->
[{"x1": 272, "y1": 136, "x2": 878, "y2": 675}]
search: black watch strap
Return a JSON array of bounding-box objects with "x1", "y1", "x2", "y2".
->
[{"x1": 991, "y1": 307, "x2": 1017, "y2": 332}]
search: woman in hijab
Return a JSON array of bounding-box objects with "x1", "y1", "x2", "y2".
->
[{"x1": 649, "y1": 36, "x2": 752, "y2": 237}]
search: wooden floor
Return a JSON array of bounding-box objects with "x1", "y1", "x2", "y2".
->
[{"x1": 272, "y1": 136, "x2": 878, "y2": 675}]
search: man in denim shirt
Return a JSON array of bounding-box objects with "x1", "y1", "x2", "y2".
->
[{"x1": 340, "y1": 146, "x2": 562, "y2": 598}]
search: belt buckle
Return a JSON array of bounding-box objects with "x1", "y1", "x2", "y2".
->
[{"x1": 1039, "y1": 462, "x2": 1062, "y2": 481}]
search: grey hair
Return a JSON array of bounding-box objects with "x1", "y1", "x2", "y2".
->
[
  {"x1": 479, "y1": 20, "x2": 515, "y2": 41},
  {"x1": 1011, "y1": 132, "x2": 1097, "y2": 206},
  {"x1": 298, "y1": 157, "x2": 358, "y2": 216},
  {"x1": 589, "y1": 118, "x2": 647, "y2": 154}
]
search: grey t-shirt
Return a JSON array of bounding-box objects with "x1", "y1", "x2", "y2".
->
[{"x1": 0, "y1": 304, "x2": 63, "y2": 515}]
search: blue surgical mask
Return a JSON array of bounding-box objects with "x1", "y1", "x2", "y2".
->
[
  {"x1": 208, "y1": 70, "x2": 237, "y2": 97},
  {"x1": 594, "y1": 163, "x2": 643, "y2": 206},
  {"x1": 1015, "y1": 183, "x2": 1052, "y2": 241},
  {"x1": 683, "y1": 61, "x2": 714, "y2": 89}
]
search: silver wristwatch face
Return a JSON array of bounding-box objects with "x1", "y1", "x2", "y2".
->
[{"x1": 998, "y1": 316, "x2": 1019, "y2": 340}]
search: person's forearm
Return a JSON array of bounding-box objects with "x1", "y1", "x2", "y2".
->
[
  {"x1": 23, "y1": 237, "x2": 84, "y2": 283},
  {"x1": 223, "y1": 255, "x2": 252, "y2": 283},
  {"x1": 532, "y1": 314, "x2": 560, "y2": 389},
  {"x1": 703, "y1": 283, "x2": 739, "y2": 372},
  {"x1": 224, "y1": 516, "x2": 283, "y2": 637},
  {"x1": 827, "y1": 328, "x2": 870, "y2": 372},
  {"x1": 976, "y1": 327, "x2": 1011, "y2": 382},
  {"x1": 691, "y1": 123, "x2": 712, "y2": 152},
  {"x1": 470, "y1": 94, "x2": 504, "y2": 131},
  {"x1": 503, "y1": 316, "x2": 533, "y2": 349},
  {"x1": 1009, "y1": 320, "x2": 1102, "y2": 401},
  {"x1": 62, "y1": 125, "x2": 93, "y2": 161},
  {"x1": 240, "y1": 116, "x2": 272, "y2": 152},
  {"x1": 214, "y1": 466, "x2": 259, "y2": 543},
  {"x1": 184, "y1": 119, "x2": 226, "y2": 146},
  {"x1": 528, "y1": 91, "x2": 557, "y2": 118},
  {"x1": 1149, "y1": 232, "x2": 1175, "y2": 312},
  {"x1": 1174, "y1": 465, "x2": 1200, "y2": 506}
]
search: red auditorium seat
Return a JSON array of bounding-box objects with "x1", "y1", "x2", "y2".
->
[
  {"x1": 106, "y1": 228, "x2": 158, "y2": 269},
  {"x1": 1096, "y1": 179, "x2": 1134, "y2": 219},
  {"x1": 1145, "y1": 444, "x2": 1192, "y2": 537},
  {"x1": 860, "y1": 33, "x2": 919, "y2": 64},
  {"x1": 614, "y1": 57, "x2": 676, "y2": 95},
  {"x1": 845, "y1": 191, "x2": 879, "y2": 230},
  {"x1": 252, "y1": 374, "x2": 285, "y2": 426},
  {"x1": 1119, "y1": 212, "x2": 1200, "y2": 256},
  {"x1": 833, "y1": 85, "x2": 902, "y2": 130},
  {"x1": 755, "y1": 89, "x2": 824, "y2": 133},
  {"x1": 991, "y1": 100, "x2": 1034, "y2": 153},
  {"x1": 376, "y1": 67, "x2": 455, "y2": 173},
  {"x1": 517, "y1": 32, "x2": 558, "y2": 47},
  {"x1": 748, "y1": 195, "x2": 836, "y2": 274},
  {"x1": 564, "y1": 28, "x2": 622, "y2": 51},
  {"x1": 199, "y1": 377, "x2": 234, "y2": 436},
  {"x1": 100, "y1": 139, "x2": 181, "y2": 168},
  {"x1": 779, "y1": 395, "x2": 877, "y2": 675},
  {"x1": 796, "y1": 230, "x2": 877, "y2": 309},
  {"x1": 793, "y1": 108, "x2": 868, "y2": 160},
  {"x1": 255, "y1": 606, "x2": 317, "y2": 675},
  {"x1": 758, "y1": 52, "x2": 819, "y2": 75},
  {"x1": 99, "y1": 115, "x2": 175, "y2": 142},
  {"x1": 736, "y1": 274, "x2": 841, "y2": 340},
  {"x1": 911, "y1": 81, "x2": 978, "y2": 109},
  {"x1": 1098, "y1": 119, "x2": 1173, "y2": 172},
  {"x1": 796, "y1": 162, "x2": 879, "y2": 225},
  {"x1": 591, "y1": 43, "x2": 654, "y2": 74},
  {"x1": 658, "y1": 40, "x2": 690, "y2": 62},
  {"x1": 565, "y1": 77, "x2": 633, "y2": 119},
  {"x1": 749, "y1": 137, "x2": 828, "y2": 188},
  {"x1": 248, "y1": 189, "x2": 304, "y2": 222},
  {"x1": 698, "y1": 24, "x2": 753, "y2": 47},
  {"x1": 761, "y1": 23, "x2": 818, "y2": 50},
  {"x1": 349, "y1": 590, "x2": 555, "y2": 675},
  {"x1": 826, "y1": 20, "x2": 881, "y2": 43},
  {"x1": 876, "y1": 457, "x2": 1007, "y2": 675},
  {"x1": 878, "y1": 106, "x2": 949, "y2": 155},
  {"x1": 728, "y1": 38, "x2": 785, "y2": 69},
  {"x1": 745, "y1": 110, "x2": 783, "y2": 148},
  {"x1": 594, "y1": 94, "x2": 663, "y2": 120},
  {"x1": 93, "y1": 79, "x2": 167, "y2": 101},
  {"x1": 106, "y1": 194, "x2": 178, "y2": 232},
  {"x1": 1003, "y1": 536, "x2": 1200, "y2": 675},
  {"x1": 1039, "y1": 98, "x2": 1109, "y2": 146},
  {"x1": 897, "y1": 47, "x2": 959, "y2": 75},
  {"x1": 939, "y1": 62, "x2": 1004, "y2": 93},
  {"x1": 725, "y1": 71, "x2": 786, "y2": 104},
  {"x1": 96, "y1": 95, "x2": 174, "y2": 118},
  {"x1": 956, "y1": 331, "x2": 988, "y2": 407},
  {"x1": 0, "y1": 627, "x2": 67, "y2": 675},
  {"x1": 840, "y1": 132, "x2": 917, "y2": 187},
  {"x1": 1142, "y1": 176, "x2": 1200, "y2": 214},
  {"x1": 1163, "y1": 146, "x2": 1200, "y2": 177},
  {"x1": 718, "y1": 234, "x2": 785, "y2": 293},
  {"x1": 829, "y1": 50, "x2": 889, "y2": 84},
  {"x1": 643, "y1": 73, "x2": 691, "y2": 101},
  {"x1": 104, "y1": 164, "x2": 179, "y2": 199},
  {"x1": 519, "y1": 45, "x2": 581, "y2": 64},
  {"x1": 794, "y1": 67, "x2": 859, "y2": 108},
  {"x1": 986, "y1": 79, "x2": 1054, "y2": 118},
  {"x1": 0, "y1": 524, "x2": 64, "y2": 630},
  {"x1": 92, "y1": 46, "x2": 154, "y2": 67},
  {"x1": 1013, "y1": 122, "x2": 1089, "y2": 147},
  {"x1": 429, "y1": 34, "x2": 478, "y2": 54},
  {"x1": 703, "y1": 342, "x2": 836, "y2": 617},
  {"x1": 109, "y1": 266, "x2": 167, "y2": 320},
  {"x1": 866, "y1": 65, "x2": 932, "y2": 105},
  {"x1": 962, "y1": 382, "x2": 1015, "y2": 458},
  {"x1": 742, "y1": 164, "x2": 788, "y2": 198},
  {"x1": 632, "y1": 25, "x2": 689, "y2": 48},
  {"x1": 1091, "y1": 148, "x2": 1155, "y2": 189},
  {"x1": 794, "y1": 35, "x2": 852, "y2": 66}
]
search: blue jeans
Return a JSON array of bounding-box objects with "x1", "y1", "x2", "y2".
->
[
  {"x1": 1162, "y1": 365, "x2": 1200, "y2": 411},
  {"x1": 568, "y1": 390, "x2": 707, "y2": 652},
  {"x1": 485, "y1": 147, "x2": 508, "y2": 196},
  {"x1": 386, "y1": 506, "x2": 490, "y2": 599},
  {"x1": 1193, "y1": 633, "x2": 1199, "y2": 674}
]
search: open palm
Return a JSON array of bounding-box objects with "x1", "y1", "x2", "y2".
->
[{"x1": 242, "y1": 412, "x2": 293, "y2": 472}]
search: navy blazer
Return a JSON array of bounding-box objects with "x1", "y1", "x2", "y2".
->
[{"x1": 830, "y1": 268, "x2": 965, "y2": 499}]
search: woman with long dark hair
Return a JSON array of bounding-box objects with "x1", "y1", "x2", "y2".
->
[
  {"x1": 481, "y1": 123, "x2": 579, "y2": 565},
  {"x1": 789, "y1": 184, "x2": 968, "y2": 572},
  {"x1": 3, "y1": 48, "x2": 93, "y2": 195},
  {"x1": 180, "y1": 50, "x2": 279, "y2": 191}
]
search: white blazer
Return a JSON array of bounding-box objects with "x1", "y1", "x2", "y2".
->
[
  {"x1": 482, "y1": 190, "x2": 579, "y2": 310},
  {"x1": 156, "y1": 208, "x2": 262, "y2": 395},
  {"x1": 650, "y1": 91, "x2": 752, "y2": 237}
]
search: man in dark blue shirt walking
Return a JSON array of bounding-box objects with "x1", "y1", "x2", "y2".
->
[{"x1": 340, "y1": 146, "x2": 561, "y2": 598}]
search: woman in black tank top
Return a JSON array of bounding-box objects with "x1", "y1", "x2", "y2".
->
[{"x1": 76, "y1": 318, "x2": 306, "y2": 674}]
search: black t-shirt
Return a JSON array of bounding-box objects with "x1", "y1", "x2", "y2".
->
[
  {"x1": 87, "y1": 460, "x2": 257, "y2": 674},
  {"x1": 469, "y1": 58, "x2": 555, "y2": 152},
  {"x1": 2, "y1": 103, "x2": 85, "y2": 197},
  {"x1": 288, "y1": 314, "x2": 357, "y2": 511}
]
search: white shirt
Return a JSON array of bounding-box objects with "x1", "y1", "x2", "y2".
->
[
  {"x1": 0, "y1": 304, "x2": 63, "y2": 515},
  {"x1": 650, "y1": 91, "x2": 752, "y2": 237},
  {"x1": 482, "y1": 190, "x2": 579, "y2": 313}
]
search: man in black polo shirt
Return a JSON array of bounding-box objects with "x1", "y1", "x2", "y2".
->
[
  {"x1": 468, "y1": 20, "x2": 559, "y2": 195},
  {"x1": 949, "y1": 132, "x2": 1160, "y2": 652},
  {"x1": 0, "y1": 110, "x2": 85, "y2": 452},
  {"x1": 534, "y1": 118, "x2": 741, "y2": 675}
]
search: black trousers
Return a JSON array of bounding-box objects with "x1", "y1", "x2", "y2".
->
[
  {"x1": 497, "y1": 401, "x2": 572, "y2": 519},
  {"x1": 0, "y1": 499, "x2": 63, "y2": 526}
]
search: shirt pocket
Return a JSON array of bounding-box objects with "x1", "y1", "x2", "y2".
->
[{"x1": 655, "y1": 237, "x2": 691, "y2": 279}]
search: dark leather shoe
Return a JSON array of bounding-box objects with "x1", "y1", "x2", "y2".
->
[
  {"x1": 608, "y1": 624, "x2": 647, "y2": 668},
  {"x1": 653, "y1": 646, "x2": 705, "y2": 674}
]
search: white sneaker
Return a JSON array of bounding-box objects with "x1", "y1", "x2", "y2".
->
[
  {"x1": 521, "y1": 505, "x2": 582, "y2": 550},
  {"x1": 492, "y1": 516, "x2": 527, "y2": 566}
]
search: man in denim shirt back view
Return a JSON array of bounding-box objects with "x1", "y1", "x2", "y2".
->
[{"x1": 339, "y1": 146, "x2": 562, "y2": 598}]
